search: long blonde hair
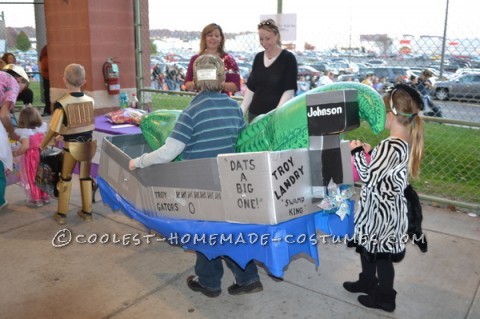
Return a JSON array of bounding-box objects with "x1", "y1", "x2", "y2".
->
[
  {"x1": 384, "y1": 84, "x2": 425, "y2": 179},
  {"x1": 199, "y1": 23, "x2": 225, "y2": 56}
]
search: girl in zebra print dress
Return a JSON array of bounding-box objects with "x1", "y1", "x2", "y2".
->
[{"x1": 344, "y1": 84, "x2": 425, "y2": 312}]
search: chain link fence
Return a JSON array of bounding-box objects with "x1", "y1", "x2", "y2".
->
[
  {"x1": 2, "y1": 1, "x2": 478, "y2": 213},
  {"x1": 344, "y1": 118, "x2": 480, "y2": 212},
  {"x1": 140, "y1": 4, "x2": 480, "y2": 213}
]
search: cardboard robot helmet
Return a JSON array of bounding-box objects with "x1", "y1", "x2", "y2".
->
[
  {"x1": 3, "y1": 63, "x2": 30, "y2": 83},
  {"x1": 193, "y1": 54, "x2": 225, "y2": 92}
]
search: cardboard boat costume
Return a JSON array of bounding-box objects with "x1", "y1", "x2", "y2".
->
[{"x1": 97, "y1": 83, "x2": 387, "y2": 276}]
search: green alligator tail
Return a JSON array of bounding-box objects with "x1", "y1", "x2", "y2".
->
[
  {"x1": 235, "y1": 82, "x2": 385, "y2": 153},
  {"x1": 140, "y1": 109, "x2": 181, "y2": 150},
  {"x1": 139, "y1": 82, "x2": 385, "y2": 155}
]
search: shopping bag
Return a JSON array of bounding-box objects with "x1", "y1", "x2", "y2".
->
[{"x1": 35, "y1": 147, "x2": 62, "y2": 198}]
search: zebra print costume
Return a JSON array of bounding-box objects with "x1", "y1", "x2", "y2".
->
[{"x1": 350, "y1": 137, "x2": 409, "y2": 262}]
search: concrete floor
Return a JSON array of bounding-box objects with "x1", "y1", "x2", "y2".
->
[{"x1": 1, "y1": 176, "x2": 479, "y2": 319}]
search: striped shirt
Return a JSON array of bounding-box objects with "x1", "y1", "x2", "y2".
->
[{"x1": 170, "y1": 91, "x2": 246, "y2": 160}]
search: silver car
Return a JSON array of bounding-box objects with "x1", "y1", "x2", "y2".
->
[{"x1": 433, "y1": 73, "x2": 480, "y2": 101}]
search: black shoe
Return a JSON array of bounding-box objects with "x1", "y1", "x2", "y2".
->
[
  {"x1": 358, "y1": 289, "x2": 396, "y2": 312},
  {"x1": 268, "y1": 274, "x2": 284, "y2": 282},
  {"x1": 228, "y1": 280, "x2": 263, "y2": 295},
  {"x1": 186, "y1": 276, "x2": 221, "y2": 298},
  {"x1": 41, "y1": 112, "x2": 51, "y2": 117},
  {"x1": 343, "y1": 274, "x2": 378, "y2": 294},
  {"x1": 343, "y1": 279, "x2": 378, "y2": 294}
]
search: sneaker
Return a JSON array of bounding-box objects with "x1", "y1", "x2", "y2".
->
[
  {"x1": 53, "y1": 212, "x2": 66, "y2": 225},
  {"x1": 27, "y1": 200, "x2": 43, "y2": 207},
  {"x1": 186, "y1": 276, "x2": 221, "y2": 298},
  {"x1": 77, "y1": 210, "x2": 93, "y2": 222},
  {"x1": 268, "y1": 274, "x2": 284, "y2": 282},
  {"x1": 228, "y1": 280, "x2": 263, "y2": 295},
  {"x1": 0, "y1": 200, "x2": 8, "y2": 210}
]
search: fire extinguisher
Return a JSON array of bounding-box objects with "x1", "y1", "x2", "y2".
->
[{"x1": 103, "y1": 57, "x2": 120, "y2": 95}]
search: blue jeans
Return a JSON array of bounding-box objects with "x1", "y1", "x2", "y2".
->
[
  {"x1": 422, "y1": 95, "x2": 442, "y2": 117},
  {"x1": 0, "y1": 160, "x2": 6, "y2": 206},
  {"x1": 166, "y1": 79, "x2": 175, "y2": 91},
  {"x1": 194, "y1": 252, "x2": 260, "y2": 291},
  {"x1": 422, "y1": 95, "x2": 432, "y2": 111}
]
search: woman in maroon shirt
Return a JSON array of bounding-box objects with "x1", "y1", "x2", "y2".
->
[{"x1": 184, "y1": 23, "x2": 241, "y2": 95}]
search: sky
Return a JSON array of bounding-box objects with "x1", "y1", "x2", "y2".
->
[{"x1": 2, "y1": 0, "x2": 479, "y2": 46}]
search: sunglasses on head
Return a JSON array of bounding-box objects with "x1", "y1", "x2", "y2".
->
[{"x1": 258, "y1": 20, "x2": 273, "y2": 28}]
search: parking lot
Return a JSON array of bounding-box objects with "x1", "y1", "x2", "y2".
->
[{"x1": 431, "y1": 100, "x2": 480, "y2": 122}]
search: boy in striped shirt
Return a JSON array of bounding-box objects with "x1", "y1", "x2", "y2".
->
[{"x1": 129, "y1": 54, "x2": 263, "y2": 297}]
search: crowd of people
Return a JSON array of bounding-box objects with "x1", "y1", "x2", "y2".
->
[
  {"x1": 1, "y1": 18, "x2": 429, "y2": 313},
  {"x1": 151, "y1": 63, "x2": 186, "y2": 91}
]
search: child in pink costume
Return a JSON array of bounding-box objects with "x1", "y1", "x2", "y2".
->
[{"x1": 13, "y1": 106, "x2": 50, "y2": 206}]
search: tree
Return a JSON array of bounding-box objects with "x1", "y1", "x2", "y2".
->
[
  {"x1": 375, "y1": 34, "x2": 393, "y2": 56},
  {"x1": 304, "y1": 42, "x2": 315, "y2": 50},
  {"x1": 16, "y1": 31, "x2": 31, "y2": 51},
  {"x1": 150, "y1": 39, "x2": 158, "y2": 55},
  {"x1": 360, "y1": 34, "x2": 393, "y2": 56}
]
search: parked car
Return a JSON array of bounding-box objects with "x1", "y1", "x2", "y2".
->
[
  {"x1": 238, "y1": 66, "x2": 250, "y2": 80},
  {"x1": 336, "y1": 73, "x2": 360, "y2": 82},
  {"x1": 366, "y1": 59, "x2": 386, "y2": 65},
  {"x1": 358, "y1": 66, "x2": 413, "y2": 84},
  {"x1": 309, "y1": 62, "x2": 336, "y2": 74},
  {"x1": 298, "y1": 65, "x2": 321, "y2": 80},
  {"x1": 329, "y1": 61, "x2": 359, "y2": 75},
  {"x1": 433, "y1": 73, "x2": 480, "y2": 101},
  {"x1": 452, "y1": 68, "x2": 480, "y2": 78}
]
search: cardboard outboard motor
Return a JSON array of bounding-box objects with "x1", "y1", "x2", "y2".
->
[{"x1": 306, "y1": 90, "x2": 360, "y2": 200}]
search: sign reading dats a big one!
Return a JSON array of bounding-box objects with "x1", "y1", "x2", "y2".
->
[
  {"x1": 227, "y1": 157, "x2": 262, "y2": 211},
  {"x1": 218, "y1": 149, "x2": 314, "y2": 224}
]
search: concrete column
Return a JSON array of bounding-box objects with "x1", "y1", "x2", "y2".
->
[{"x1": 34, "y1": 0, "x2": 47, "y2": 51}]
